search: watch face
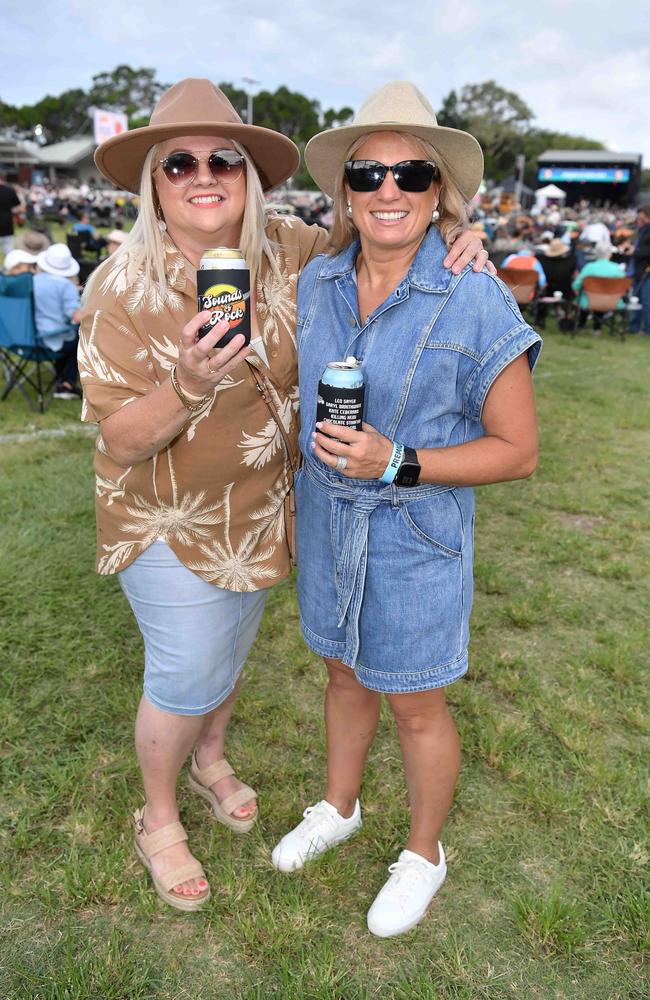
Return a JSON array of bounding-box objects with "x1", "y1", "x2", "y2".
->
[{"x1": 395, "y1": 462, "x2": 420, "y2": 487}]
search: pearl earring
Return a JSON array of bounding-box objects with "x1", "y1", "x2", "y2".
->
[
  {"x1": 431, "y1": 208, "x2": 440, "y2": 222},
  {"x1": 346, "y1": 202, "x2": 353, "y2": 218},
  {"x1": 157, "y1": 219, "x2": 167, "y2": 233}
]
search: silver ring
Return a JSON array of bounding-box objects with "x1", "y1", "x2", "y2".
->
[{"x1": 336, "y1": 455, "x2": 348, "y2": 471}]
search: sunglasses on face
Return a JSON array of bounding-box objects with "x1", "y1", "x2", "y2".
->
[
  {"x1": 344, "y1": 159, "x2": 439, "y2": 193},
  {"x1": 158, "y1": 149, "x2": 245, "y2": 187}
]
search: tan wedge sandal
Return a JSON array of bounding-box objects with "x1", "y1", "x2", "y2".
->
[
  {"x1": 187, "y1": 750, "x2": 258, "y2": 833},
  {"x1": 132, "y1": 807, "x2": 210, "y2": 912}
]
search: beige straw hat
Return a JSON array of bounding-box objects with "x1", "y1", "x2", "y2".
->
[
  {"x1": 543, "y1": 238, "x2": 570, "y2": 257},
  {"x1": 305, "y1": 81, "x2": 484, "y2": 201},
  {"x1": 14, "y1": 229, "x2": 51, "y2": 254},
  {"x1": 94, "y1": 78, "x2": 300, "y2": 194}
]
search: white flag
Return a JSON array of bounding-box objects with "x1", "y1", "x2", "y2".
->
[{"x1": 93, "y1": 108, "x2": 128, "y2": 145}]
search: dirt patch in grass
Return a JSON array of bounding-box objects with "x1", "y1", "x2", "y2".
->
[{"x1": 554, "y1": 512, "x2": 607, "y2": 532}]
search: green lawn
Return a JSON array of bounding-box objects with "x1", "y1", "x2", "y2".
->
[{"x1": 0, "y1": 325, "x2": 648, "y2": 1000}]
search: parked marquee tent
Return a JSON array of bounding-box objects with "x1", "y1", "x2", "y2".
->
[{"x1": 535, "y1": 183, "x2": 567, "y2": 210}]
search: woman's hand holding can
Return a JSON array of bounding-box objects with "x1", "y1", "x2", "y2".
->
[
  {"x1": 176, "y1": 310, "x2": 252, "y2": 397},
  {"x1": 311, "y1": 421, "x2": 393, "y2": 480}
]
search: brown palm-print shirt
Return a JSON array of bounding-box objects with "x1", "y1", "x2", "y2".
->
[{"x1": 79, "y1": 215, "x2": 329, "y2": 591}]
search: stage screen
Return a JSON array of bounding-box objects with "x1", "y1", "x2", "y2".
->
[{"x1": 538, "y1": 167, "x2": 630, "y2": 183}]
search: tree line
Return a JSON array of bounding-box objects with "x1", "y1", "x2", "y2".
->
[{"x1": 0, "y1": 66, "x2": 619, "y2": 190}]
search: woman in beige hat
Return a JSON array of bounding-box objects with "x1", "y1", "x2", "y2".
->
[
  {"x1": 271, "y1": 81, "x2": 542, "y2": 937},
  {"x1": 79, "y1": 77, "x2": 489, "y2": 912}
]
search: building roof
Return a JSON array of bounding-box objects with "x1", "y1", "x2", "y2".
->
[
  {"x1": 0, "y1": 137, "x2": 40, "y2": 166},
  {"x1": 538, "y1": 149, "x2": 641, "y2": 165},
  {"x1": 35, "y1": 138, "x2": 96, "y2": 166}
]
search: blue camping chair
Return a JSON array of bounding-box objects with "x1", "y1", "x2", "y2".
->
[{"x1": 0, "y1": 273, "x2": 71, "y2": 413}]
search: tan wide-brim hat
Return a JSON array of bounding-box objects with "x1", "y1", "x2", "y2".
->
[
  {"x1": 305, "y1": 81, "x2": 483, "y2": 202},
  {"x1": 94, "y1": 78, "x2": 300, "y2": 194},
  {"x1": 14, "y1": 229, "x2": 51, "y2": 254},
  {"x1": 544, "y1": 238, "x2": 570, "y2": 257}
]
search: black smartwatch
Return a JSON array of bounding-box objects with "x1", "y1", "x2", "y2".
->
[{"x1": 394, "y1": 446, "x2": 421, "y2": 487}]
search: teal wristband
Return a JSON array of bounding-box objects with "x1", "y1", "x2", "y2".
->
[{"x1": 380, "y1": 442, "x2": 404, "y2": 484}]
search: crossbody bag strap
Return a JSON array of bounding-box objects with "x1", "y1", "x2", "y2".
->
[{"x1": 245, "y1": 360, "x2": 299, "y2": 473}]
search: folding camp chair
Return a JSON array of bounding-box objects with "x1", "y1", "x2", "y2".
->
[
  {"x1": 496, "y1": 267, "x2": 539, "y2": 316},
  {"x1": 574, "y1": 276, "x2": 632, "y2": 340},
  {"x1": 0, "y1": 275, "x2": 71, "y2": 413}
]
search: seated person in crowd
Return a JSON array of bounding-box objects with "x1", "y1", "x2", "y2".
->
[
  {"x1": 14, "y1": 228, "x2": 50, "y2": 255},
  {"x1": 502, "y1": 243, "x2": 547, "y2": 301},
  {"x1": 105, "y1": 228, "x2": 128, "y2": 256},
  {"x1": 535, "y1": 238, "x2": 577, "y2": 330},
  {"x1": 619, "y1": 204, "x2": 650, "y2": 335},
  {"x1": 72, "y1": 212, "x2": 106, "y2": 254},
  {"x1": 2, "y1": 249, "x2": 37, "y2": 275},
  {"x1": 33, "y1": 243, "x2": 83, "y2": 399},
  {"x1": 573, "y1": 240, "x2": 626, "y2": 330}
]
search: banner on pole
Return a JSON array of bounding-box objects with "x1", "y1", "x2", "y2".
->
[{"x1": 93, "y1": 109, "x2": 128, "y2": 145}]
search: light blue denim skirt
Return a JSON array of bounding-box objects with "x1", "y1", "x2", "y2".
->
[
  {"x1": 296, "y1": 462, "x2": 474, "y2": 693},
  {"x1": 118, "y1": 540, "x2": 268, "y2": 716}
]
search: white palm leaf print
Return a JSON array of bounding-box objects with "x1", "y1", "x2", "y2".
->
[
  {"x1": 125, "y1": 276, "x2": 182, "y2": 317},
  {"x1": 119, "y1": 490, "x2": 227, "y2": 546},
  {"x1": 239, "y1": 417, "x2": 282, "y2": 469},
  {"x1": 249, "y1": 482, "x2": 288, "y2": 545},
  {"x1": 259, "y1": 258, "x2": 297, "y2": 346},
  {"x1": 78, "y1": 311, "x2": 129, "y2": 384},
  {"x1": 99, "y1": 255, "x2": 131, "y2": 298},
  {"x1": 96, "y1": 467, "x2": 132, "y2": 506},
  {"x1": 189, "y1": 543, "x2": 280, "y2": 591},
  {"x1": 185, "y1": 374, "x2": 245, "y2": 441},
  {"x1": 98, "y1": 540, "x2": 140, "y2": 575},
  {"x1": 148, "y1": 335, "x2": 179, "y2": 370}
]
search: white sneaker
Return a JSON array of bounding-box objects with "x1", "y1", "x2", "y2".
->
[
  {"x1": 366, "y1": 844, "x2": 447, "y2": 937},
  {"x1": 271, "y1": 799, "x2": 362, "y2": 872}
]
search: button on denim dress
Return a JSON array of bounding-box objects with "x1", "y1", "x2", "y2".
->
[{"x1": 296, "y1": 227, "x2": 542, "y2": 693}]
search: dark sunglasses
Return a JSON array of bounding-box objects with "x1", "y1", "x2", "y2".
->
[
  {"x1": 159, "y1": 149, "x2": 245, "y2": 187},
  {"x1": 344, "y1": 159, "x2": 439, "y2": 193}
]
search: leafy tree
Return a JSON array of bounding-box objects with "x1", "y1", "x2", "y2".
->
[
  {"x1": 437, "y1": 80, "x2": 609, "y2": 184},
  {"x1": 438, "y1": 80, "x2": 533, "y2": 179},
  {"x1": 88, "y1": 65, "x2": 167, "y2": 120},
  {"x1": 0, "y1": 66, "x2": 167, "y2": 143},
  {"x1": 252, "y1": 86, "x2": 320, "y2": 144},
  {"x1": 322, "y1": 106, "x2": 354, "y2": 129},
  {"x1": 436, "y1": 90, "x2": 467, "y2": 131},
  {"x1": 217, "y1": 83, "x2": 248, "y2": 121}
]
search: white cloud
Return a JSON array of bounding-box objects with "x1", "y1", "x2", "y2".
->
[{"x1": 1, "y1": 0, "x2": 647, "y2": 167}]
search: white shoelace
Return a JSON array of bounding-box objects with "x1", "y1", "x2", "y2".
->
[
  {"x1": 383, "y1": 857, "x2": 434, "y2": 894},
  {"x1": 299, "y1": 802, "x2": 338, "y2": 835}
]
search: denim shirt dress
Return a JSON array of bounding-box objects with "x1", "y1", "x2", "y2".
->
[{"x1": 296, "y1": 226, "x2": 542, "y2": 693}]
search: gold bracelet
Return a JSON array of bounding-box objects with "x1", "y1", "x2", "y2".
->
[{"x1": 170, "y1": 365, "x2": 213, "y2": 412}]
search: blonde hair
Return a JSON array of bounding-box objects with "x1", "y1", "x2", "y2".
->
[
  {"x1": 328, "y1": 132, "x2": 469, "y2": 255},
  {"x1": 85, "y1": 139, "x2": 281, "y2": 301}
]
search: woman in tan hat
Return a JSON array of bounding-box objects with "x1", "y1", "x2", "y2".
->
[
  {"x1": 271, "y1": 81, "x2": 542, "y2": 937},
  {"x1": 79, "y1": 77, "x2": 489, "y2": 912}
]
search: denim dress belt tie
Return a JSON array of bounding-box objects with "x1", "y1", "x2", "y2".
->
[{"x1": 304, "y1": 461, "x2": 453, "y2": 668}]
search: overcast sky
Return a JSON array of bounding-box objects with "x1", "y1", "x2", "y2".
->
[{"x1": 2, "y1": 0, "x2": 648, "y2": 167}]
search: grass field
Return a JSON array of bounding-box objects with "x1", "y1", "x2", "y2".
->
[{"x1": 0, "y1": 324, "x2": 648, "y2": 999}]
